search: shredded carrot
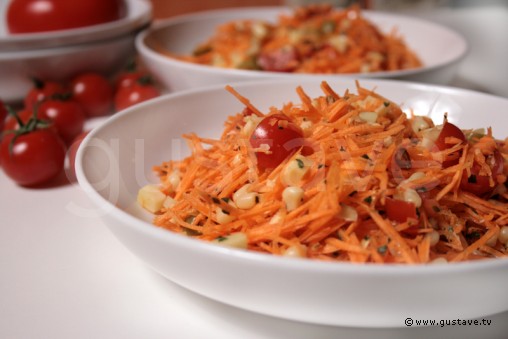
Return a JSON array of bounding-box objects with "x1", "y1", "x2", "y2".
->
[
  {"x1": 163, "y1": 4, "x2": 422, "y2": 74},
  {"x1": 148, "y1": 81, "x2": 508, "y2": 265}
]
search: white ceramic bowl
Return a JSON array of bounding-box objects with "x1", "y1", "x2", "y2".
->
[
  {"x1": 136, "y1": 7, "x2": 468, "y2": 92},
  {"x1": 0, "y1": 0, "x2": 152, "y2": 51},
  {"x1": 0, "y1": 0, "x2": 152, "y2": 104},
  {"x1": 76, "y1": 78, "x2": 508, "y2": 328}
]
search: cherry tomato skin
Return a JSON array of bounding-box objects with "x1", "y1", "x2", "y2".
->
[
  {"x1": 67, "y1": 131, "x2": 89, "y2": 179},
  {"x1": 249, "y1": 114, "x2": 308, "y2": 172},
  {"x1": 114, "y1": 83, "x2": 160, "y2": 111},
  {"x1": 71, "y1": 73, "x2": 113, "y2": 117},
  {"x1": 434, "y1": 121, "x2": 467, "y2": 168},
  {"x1": 385, "y1": 197, "x2": 418, "y2": 223},
  {"x1": 24, "y1": 81, "x2": 65, "y2": 110},
  {"x1": 7, "y1": 0, "x2": 125, "y2": 33},
  {"x1": 38, "y1": 99, "x2": 86, "y2": 144},
  {"x1": 0, "y1": 130, "x2": 66, "y2": 186},
  {"x1": 460, "y1": 150, "x2": 504, "y2": 196}
]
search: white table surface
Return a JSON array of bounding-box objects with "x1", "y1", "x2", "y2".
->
[{"x1": 2, "y1": 5, "x2": 508, "y2": 339}]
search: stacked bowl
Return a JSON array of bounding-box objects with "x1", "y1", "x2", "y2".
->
[{"x1": 0, "y1": 0, "x2": 152, "y2": 104}]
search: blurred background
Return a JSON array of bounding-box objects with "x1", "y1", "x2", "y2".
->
[
  {"x1": 148, "y1": 0, "x2": 507, "y2": 18},
  {"x1": 147, "y1": 0, "x2": 508, "y2": 97}
]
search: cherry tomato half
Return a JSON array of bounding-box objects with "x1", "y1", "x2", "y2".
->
[
  {"x1": 460, "y1": 150, "x2": 504, "y2": 196},
  {"x1": 385, "y1": 197, "x2": 418, "y2": 223},
  {"x1": 24, "y1": 79, "x2": 65, "y2": 110},
  {"x1": 71, "y1": 73, "x2": 113, "y2": 117},
  {"x1": 249, "y1": 113, "x2": 310, "y2": 172},
  {"x1": 114, "y1": 80, "x2": 160, "y2": 111},
  {"x1": 0, "y1": 129, "x2": 66, "y2": 186},
  {"x1": 257, "y1": 47, "x2": 299, "y2": 72},
  {"x1": 7, "y1": 0, "x2": 125, "y2": 33},
  {"x1": 38, "y1": 98, "x2": 86, "y2": 144},
  {"x1": 434, "y1": 121, "x2": 466, "y2": 168}
]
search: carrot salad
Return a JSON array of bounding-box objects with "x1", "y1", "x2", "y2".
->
[
  {"x1": 137, "y1": 81, "x2": 508, "y2": 264},
  {"x1": 168, "y1": 4, "x2": 422, "y2": 74}
]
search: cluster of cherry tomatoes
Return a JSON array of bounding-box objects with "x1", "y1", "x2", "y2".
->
[{"x1": 0, "y1": 64, "x2": 160, "y2": 187}]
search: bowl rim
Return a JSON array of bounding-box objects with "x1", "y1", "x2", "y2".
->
[
  {"x1": 0, "y1": 31, "x2": 137, "y2": 61},
  {"x1": 76, "y1": 77, "x2": 508, "y2": 276},
  {"x1": 0, "y1": 0, "x2": 152, "y2": 51},
  {"x1": 135, "y1": 6, "x2": 469, "y2": 80}
]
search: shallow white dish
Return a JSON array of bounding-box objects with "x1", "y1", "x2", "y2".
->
[
  {"x1": 136, "y1": 7, "x2": 468, "y2": 92},
  {"x1": 76, "y1": 78, "x2": 508, "y2": 327},
  {"x1": 0, "y1": 0, "x2": 152, "y2": 51}
]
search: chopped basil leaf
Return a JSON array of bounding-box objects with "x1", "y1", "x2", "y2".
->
[
  {"x1": 296, "y1": 158, "x2": 305, "y2": 169},
  {"x1": 377, "y1": 245, "x2": 388, "y2": 254},
  {"x1": 216, "y1": 235, "x2": 228, "y2": 242}
]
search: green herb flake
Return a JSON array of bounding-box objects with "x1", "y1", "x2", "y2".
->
[
  {"x1": 216, "y1": 235, "x2": 228, "y2": 242},
  {"x1": 348, "y1": 190, "x2": 357, "y2": 197},
  {"x1": 221, "y1": 209, "x2": 230, "y2": 215},
  {"x1": 318, "y1": 164, "x2": 325, "y2": 169},
  {"x1": 361, "y1": 154, "x2": 370, "y2": 160},
  {"x1": 432, "y1": 205, "x2": 441, "y2": 213},
  {"x1": 212, "y1": 197, "x2": 220, "y2": 204},
  {"x1": 377, "y1": 245, "x2": 388, "y2": 255},
  {"x1": 364, "y1": 196, "x2": 373, "y2": 204},
  {"x1": 383, "y1": 101, "x2": 390, "y2": 107},
  {"x1": 221, "y1": 197, "x2": 230, "y2": 203},
  {"x1": 296, "y1": 158, "x2": 305, "y2": 169},
  {"x1": 468, "y1": 174, "x2": 477, "y2": 184},
  {"x1": 321, "y1": 20, "x2": 336, "y2": 34}
]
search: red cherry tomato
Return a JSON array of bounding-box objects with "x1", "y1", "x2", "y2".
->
[
  {"x1": 114, "y1": 79, "x2": 160, "y2": 111},
  {"x1": 434, "y1": 121, "x2": 466, "y2": 168},
  {"x1": 71, "y1": 73, "x2": 114, "y2": 117},
  {"x1": 257, "y1": 47, "x2": 299, "y2": 72},
  {"x1": 460, "y1": 150, "x2": 504, "y2": 196},
  {"x1": 249, "y1": 113, "x2": 310, "y2": 172},
  {"x1": 67, "y1": 131, "x2": 89, "y2": 179},
  {"x1": 0, "y1": 101, "x2": 7, "y2": 131},
  {"x1": 38, "y1": 98, "x2": 86, "y2": 144},
  {"x1": 0, "y1": 129, "x2": 66, "y2": 186},
  {"x1": 385, "y1": 197, "x2": 418, "y2": 223},
  {"x1": 115, "y1": 71, "x2": 148, "y2": 90},
  {"x1": 24, "y1": 79, "x2": 65, "y2": 110},
  {"x1": 7, "y1": 0, "x2": 125, "y2": 33}
]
